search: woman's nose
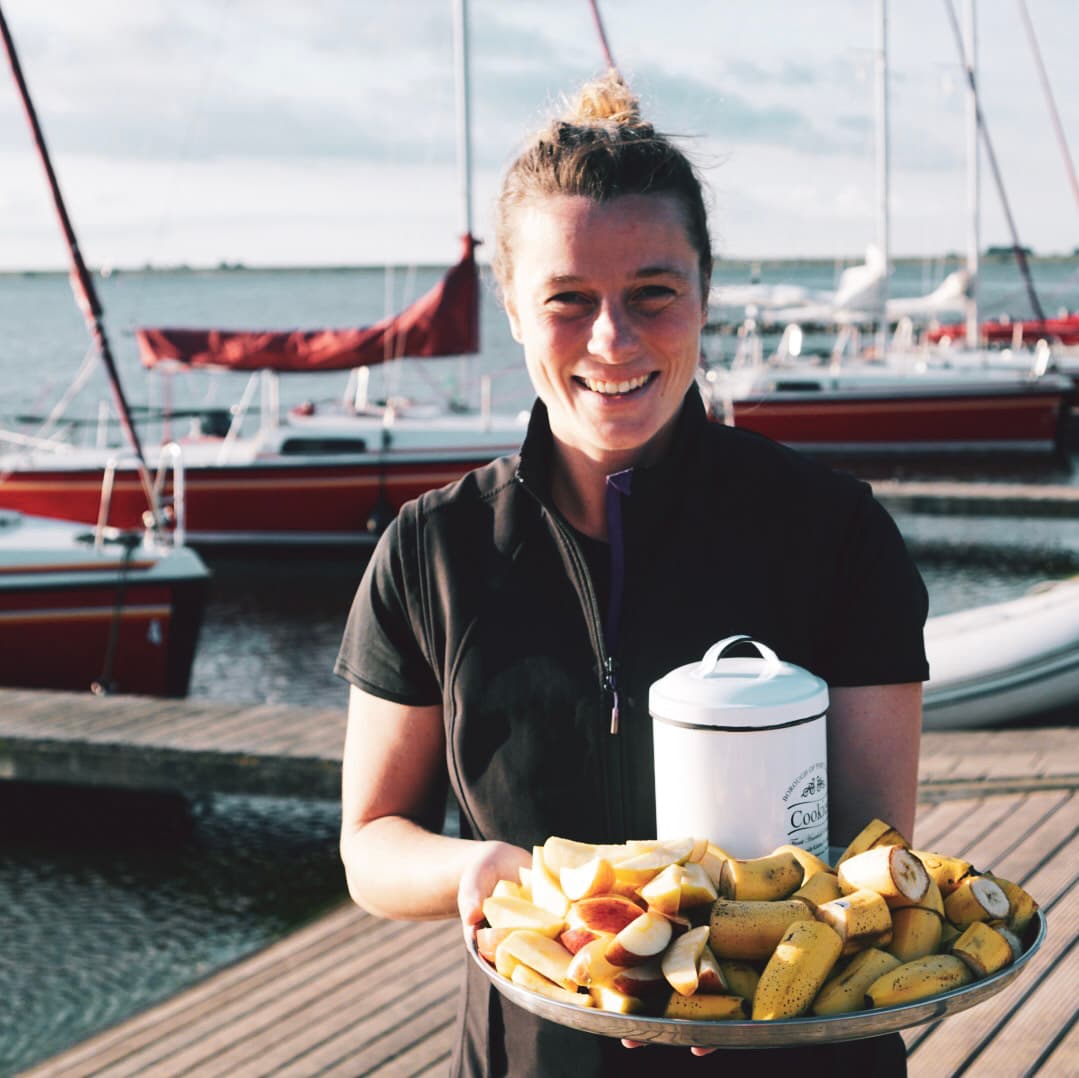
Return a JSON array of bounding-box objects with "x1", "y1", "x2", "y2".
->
[{"x1": 587, "y1": 301, "x2": 639, "y2": 362}]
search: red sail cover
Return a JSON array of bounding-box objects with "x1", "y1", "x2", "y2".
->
[{"x1": 136, "y1": 235, "x2": 480, "y2": 371}]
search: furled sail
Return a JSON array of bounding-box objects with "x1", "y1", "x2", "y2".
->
[{"x1": 136, "y1": 234, "x2": 480, "y2": 372}]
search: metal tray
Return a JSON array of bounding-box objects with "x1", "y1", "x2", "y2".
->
[{"x1": 468, "y1": 910, "x2": 1046, "y2": 1048}]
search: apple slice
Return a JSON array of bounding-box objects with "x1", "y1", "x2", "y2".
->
[
  {"x1": 590, "y1": 982, "x2": 644, "y2": 1014},
  {"x1": 660, "y1": 924, "x2": 710, "y2": 996},
  {"x1": 639, "y1": 863, "x2": 685, "y2": 916},
  {"x1": 608, "y1": 959, "x2": 667, "y2": 996},
  {"x1": 531, "y1": 846, "x2": 570, "y2": 918},
  {"x1": 496, "y1": 929, "x2": 576, "y2": 990},
  {"x1": 696, "y1": 945, "x2": 728, "y2": 994},
  {"x1": 606, "y1": 911, "x2": 673, "y2": 967},
  {"x1": 679, "y1": 862, "x2": 719, "y2": 908},
  {"x1": 542, "y1": 836, "x2": 601, "y2": 873},
  {"x1": 699, "y1": 843, "x2": 732, "y2": 888},
  {"x1": 566, "y1": 937, "x2": 621, "y2": 987},
  {"x1": 492, "y1": 879, "x2": 525, "y2": 900},
  {"x1": 481, "y1": 895, "x2": 565, "y2": 938},
  {"x1": 568, "y1": 894, "x2": 645, "y2": 935},
  {"x1": 517, "y1": 866, "x2": 532, "y2": 899},
  {"x1": 613, "y1": 838, "x2": 696, "y2": 891},
  {"x1": 687, "y1": 836, "x2": 710, "y2": 863},
  {"x1": 510, "y1": 963, "x2": 593, "y2": 1007},
  {"x1": 560, "y1": 857, "x2": 616, "y2": 902},
  {"x1": 475, "y1": 926, "x2": 514, "y2": 964}
]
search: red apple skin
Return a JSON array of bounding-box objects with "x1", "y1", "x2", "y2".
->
[
  {"x1": 560, "y1": 927, "x2": 603, "y2": 955},
  {"x1": 605, "y1": 913, "x2": 673, "y2": 967},
  {"x1": 568, "y1": 895, "x2": 645, "y2": 936}
]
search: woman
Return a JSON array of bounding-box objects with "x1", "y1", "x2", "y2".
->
[{"x1": 337, "y1": 72, "x2": 927, "y2": 1076}]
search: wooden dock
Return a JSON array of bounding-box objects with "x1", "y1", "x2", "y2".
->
[{"x1": 15, "y1": 710, "x2": 1077, "y2": 1076}]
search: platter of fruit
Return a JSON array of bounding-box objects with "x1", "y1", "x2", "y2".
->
[{"x1": 467, "y1": 820, "x2": 1046, "y2": 1047}]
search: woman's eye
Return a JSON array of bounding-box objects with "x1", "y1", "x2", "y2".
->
[
  {"x1": 635, "y1": 285, "x2": 676, "y2": 303},
  {"x1": 548, "y1": 292, "x2": 591, "y2": 306}
]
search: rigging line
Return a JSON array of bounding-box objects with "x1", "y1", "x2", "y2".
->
[
  {"x1": 941, "y1": 0, "x2": 1047, "y2": 325},
  {"x1": 0, "y1": 4, "x2": 161, "y2": 520},
  {"x1": 1016, "y1": 0, "x2": 1079, "y2": 218},
  {"x1": 587, "y1": 0, "x2": 618, "y2": 73}
]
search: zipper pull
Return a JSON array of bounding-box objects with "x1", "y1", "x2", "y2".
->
[{"x1": 604, "y1": 657, "x2": 621, "y2": 735}]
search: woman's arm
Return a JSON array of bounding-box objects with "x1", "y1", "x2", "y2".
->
[
  {"x1": 339, "y1": 684, "x2": 530, "y2": 924},
  {"x1": 826, "y1": 682, "x2": 923, "y2": 846}
]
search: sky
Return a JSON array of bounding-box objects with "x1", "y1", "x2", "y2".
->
[{"x1": 0, "y1": 0, "x2": 1077, "y2": 271}]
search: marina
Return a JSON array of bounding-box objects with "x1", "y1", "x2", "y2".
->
[{"x1": 14, "y1": 718, "x2": 1077, "y2": 1077}]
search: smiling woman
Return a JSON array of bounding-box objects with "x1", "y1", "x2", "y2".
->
[{"x1": 336, "y1": 70, "x2": 928, "y2": 1078}]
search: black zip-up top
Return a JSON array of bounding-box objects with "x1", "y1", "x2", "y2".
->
[{"x1": 336, "y1": 385, "x2": 929, "y2": 1076}]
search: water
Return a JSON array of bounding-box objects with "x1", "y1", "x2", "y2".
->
[{"x1": 1, "y1": 260, "x2": 1077, "y2": 1074}]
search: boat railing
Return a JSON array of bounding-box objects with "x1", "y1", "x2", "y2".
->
[
  {"x1": 152, "y1": 442, "x2": 187, "y2": 548},
  {"x1": 93, "y1": 456, "x2": 120, "y2": 552},
  {"x1": 216, "y1": 372, "x2": 261, "y2": 464}
]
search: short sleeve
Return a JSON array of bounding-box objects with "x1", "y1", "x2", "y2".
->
[
  {"x1": 815, "y1": 487, "x2": 930, "y2": 687},
  {"x1": 333, "y1": 514, "x2": 442, "y2": 706}
]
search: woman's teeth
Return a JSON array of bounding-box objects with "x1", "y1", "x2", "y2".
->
[{"x1": 580, "y1": 373, "x2": 652, "y2": 395}]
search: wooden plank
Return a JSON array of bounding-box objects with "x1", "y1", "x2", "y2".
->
[
  {"x1": 906, "y1": 826, "x2": 1078, "y2": 1073},
  {"x1": 1036, "y1": 1011, "x2": 1079, "y2": 1076}
]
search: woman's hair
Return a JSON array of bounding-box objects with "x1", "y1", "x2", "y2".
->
[{"x1": 493, "y1": 70, "x2": 712, "y2": 295}]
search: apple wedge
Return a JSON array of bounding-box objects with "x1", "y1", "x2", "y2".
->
[
  {"x1": 531, "y1": 846, "x2": 570, "y2": 918},
  {"x1": 566, "y1": 937, "x2": 621, "y2": 987},
  {"x1": 560, "y1": 857, "x2": 616, "y2": 902},
  {"x1": 492, "y1": 879, "x2": 525, "y2": 900},
  {"x1": 542, "y1": 836, "x2": 601, "y2": 873},
  {"x1": 608, "y1": 959, "x2": 667, "y2": 996},
  {"x1": 638, "y1": 863, "x2": 685, "y2": 916},
  {"x1": 589, "y1": 982, "x2": 644, "y2": 1014},
  {"x1": 696, "y1": 945, "x2": 728, "y2": 994},
  {"x1": 481, "y1": 895, "x2": 565, "y2": 938},
  {"x1": 475, "y1": 926, "x2": 515, "y2": 964},
  {"x1": 510, "y1": 963, "x2": 593, "y2": 1008},
  {"x1": 660, "y1": 924, "x2": 710, "y2": 996},
  {"x1": 612, "y1": 838, "x2": 696, "y2": 891},
  {"x1": 606, "y1": 910, "x2": 673, "y2": 967},
  {"x1": 496, "y1": 929, "x2": 576, "y2": 991},
  {"x1": 679, "y1": 862, "x2": 719, "y2": 908}
]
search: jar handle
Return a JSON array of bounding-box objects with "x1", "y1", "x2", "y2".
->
[{"x1": 699, "y1": 635, "x2": 782, "y2": 679}]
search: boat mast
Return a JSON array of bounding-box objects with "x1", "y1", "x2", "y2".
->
[
  {"x1": 452, "y1": 0, "x2": 474, "y2": 243},
  {"x1": 874, "y1": 0, "x2": 890, "y2": 360},
  {"x1": 963, "y1": 0, "x2": 979, "y2": 348},
  {"x1": 0, "y1": 5, "x2": 159, "y2": 522}
]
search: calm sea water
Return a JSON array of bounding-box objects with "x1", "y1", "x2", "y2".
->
[{"x1": 1, "y1": 260, "x2": 1077, "y2": 1074}]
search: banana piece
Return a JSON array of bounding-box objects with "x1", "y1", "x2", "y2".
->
[
  {"x1": 835, "y1": 818, "x2": 909, "y2": 867},
  {"x1": 952, "y1": 921, "x2": 1015, "y2": 977},
  {"x1": 719, "y1": 850, "x2": 804, "y2": 901},
  {"x1": 939, "y1": 920, "x2": 962, "y2": 952},
  {"x1": 814, "y1": 889, "x2": 894, "y2": 955},
  {"x1": 718, "y1": 959, "x2": 760, "y2": 1001},
  {"x1": 812, "y1": 948, "x2": 902, "y2": 1016},
  {"x1": 708, "y1": 898, "x2": 814, "y2": 961},
  {"x1": 943, "y1": 875, "x2": 1011, "y2": 929},
  {"x1": 865, "y1": 954, "x2": 973, "y2": 1008},
  {"x1": 987, "y1": 874, "x2": 1040, "y2": 935},
  {"x1": 772, "y1": 843, "x2": 834, "y2": 880},
  {"x1": 887, "y1": 907, "x2": 943, "y2": 963},
  {"x1": 752, "y1": 920, "x2": 843, "y2": 1020},
  {"x1": 792, "y1": 871, "x2": 843, "y2": 910},
  {"x1": 838, "y1": 846, "x2": 930, "y2": 906},
  {"x1": 664, "y1": 992, "x2": 750, "y2": 1020},
  {"x1": 911, "y1": 849, "x2": 973, "y2": 895}
]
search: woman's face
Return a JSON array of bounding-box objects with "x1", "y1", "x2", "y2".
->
[{"x1": 504, "y1": 193, "x2": 707, "y2": 471}]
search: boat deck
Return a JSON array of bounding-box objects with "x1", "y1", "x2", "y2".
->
[{"x1": 19, "y1": 722, "x2": 1077, "y2": 1076}]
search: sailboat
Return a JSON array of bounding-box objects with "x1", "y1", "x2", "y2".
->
[
  {"x1": 701, "y1": 1, "x2": 1074, "y2": 456},
  {"x1": 0, "y1": 5, "x2": 208, "y2": 696},
  {"x1": 0, "y1": 0, "x2": 529, "y2": 548}
]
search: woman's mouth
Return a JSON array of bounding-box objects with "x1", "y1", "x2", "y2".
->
[{"x1": 575, "y1": 372, "x2": 658, "y2": 397}]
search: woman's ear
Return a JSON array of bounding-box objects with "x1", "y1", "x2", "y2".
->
[{"x1": 505, "y1": 294, "x2": 523, "y2": 343}]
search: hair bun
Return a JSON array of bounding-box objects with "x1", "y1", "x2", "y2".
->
[{"x1": 564, "y1": 69, "x2": 642, "y2": 127}]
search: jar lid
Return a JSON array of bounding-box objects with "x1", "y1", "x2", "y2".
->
[{"x1": 649, "y1": 635, "x2": 829, "y2": 730}]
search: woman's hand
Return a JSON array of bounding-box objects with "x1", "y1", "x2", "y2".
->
[
  {"x1": 622, "y1": 1040, "x2": 717, "y2": 1057},
  {"x1": 457, "y1": 840, "x2": 532, "y2": 938}
]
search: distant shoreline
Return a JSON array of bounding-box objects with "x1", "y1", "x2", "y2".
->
[{"x1": 4, "y1": 252, "x2": 1078, "y2": 278}]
